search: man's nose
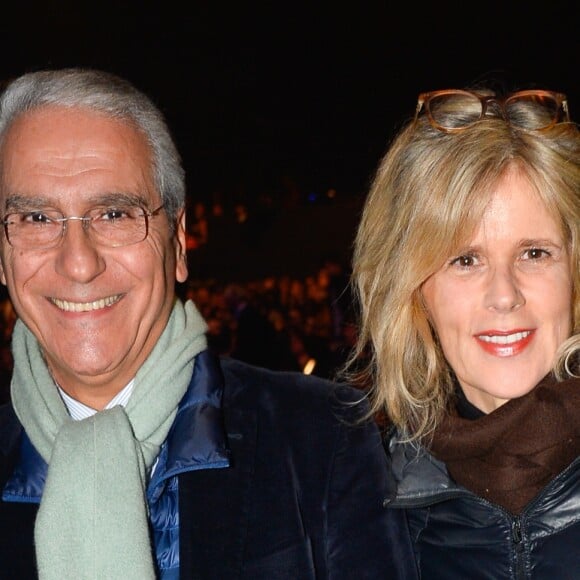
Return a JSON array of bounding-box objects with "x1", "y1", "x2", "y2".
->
[{"x1": 54, "y1": 219, "x2": 106, "y2": 283}]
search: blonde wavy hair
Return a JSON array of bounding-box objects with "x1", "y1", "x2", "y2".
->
[{"x1": 346, "y1": 90, "x2": 580, "y2": 442}]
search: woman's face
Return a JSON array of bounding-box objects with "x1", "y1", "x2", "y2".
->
[{"x1": 421, "y1": 167, "x2": 572, "y2": 413}]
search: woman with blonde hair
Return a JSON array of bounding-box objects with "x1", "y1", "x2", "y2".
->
[{"x1": 347, "y1": 88, "x2": 580, "y2": 578}]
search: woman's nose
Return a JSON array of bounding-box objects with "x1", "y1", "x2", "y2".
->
[{"x1": 483, "y1": 265, "x2": 525, "y2": 312}]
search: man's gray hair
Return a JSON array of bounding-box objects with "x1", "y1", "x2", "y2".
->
[{"x1": 0, "y1": 68, "x2": 185, "y2": 224}]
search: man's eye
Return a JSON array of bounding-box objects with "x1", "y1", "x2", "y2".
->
[
  {"x1": 100, "y1": 208, "x2": 131, "y2": 221},
  {"x1": 25, "y1": 211, "x2": 54, "y2": 224}
]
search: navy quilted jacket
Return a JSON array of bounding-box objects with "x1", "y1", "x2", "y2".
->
[{"x1": 0, "y1": 350, "x2": 415, "y2": 579}]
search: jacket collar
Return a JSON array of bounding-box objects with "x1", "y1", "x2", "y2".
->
[
  {"x1": 2, "y1": 349, "x2": 229, "y2": 503},
  {"x1": 149, "y1": 350, "x2": 230, "y2": 498},
  {"x1": 387, "y1": 431, "x2": 460, "y2": 503}
]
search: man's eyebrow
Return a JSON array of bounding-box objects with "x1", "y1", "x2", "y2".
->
[
  {"x1": 85, "y1": 193, "x2": 149, "y2": 207},
  {"x1": 4, "y1": 195, "x2": 52, "y2": 212},
  {"x1": 3, "y1": 192, "x2": 149, "y2": 212}
]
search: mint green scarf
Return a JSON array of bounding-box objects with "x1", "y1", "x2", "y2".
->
[{"x1": 10, "y1": 299, "x2": 208, "y2": 580}]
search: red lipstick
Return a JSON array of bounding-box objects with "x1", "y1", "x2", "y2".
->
[{"x1": 475, "y1": 329, "x2": 535, "y2": 357}]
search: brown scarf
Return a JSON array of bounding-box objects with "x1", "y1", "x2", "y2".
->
[{"x1": 430, "y1": 374, "x2": 580, "y2": 514}]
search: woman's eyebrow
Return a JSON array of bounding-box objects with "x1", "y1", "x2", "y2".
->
[{"x1": 517, "y1": 237, "x2": 563, "y2": 248}]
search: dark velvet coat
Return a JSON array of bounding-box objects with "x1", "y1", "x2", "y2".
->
[{"x1": 0, "y1": 351, "x2": 415, "y2": 579}]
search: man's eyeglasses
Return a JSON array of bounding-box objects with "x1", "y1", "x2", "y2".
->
[
  {"x1": 414, "y1": 89, "x2": 570, "y2": 133},
  {"x1": 2, "y1": 204, "x2": 165, "y2": 250}
]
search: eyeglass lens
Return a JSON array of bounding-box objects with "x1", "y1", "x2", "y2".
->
[
  {"x1": 426, "y1": 92, "x2": 564, "y2": 132},
  {"x1": 4, "y1": 208, "x2": 149, "y2": 249}
]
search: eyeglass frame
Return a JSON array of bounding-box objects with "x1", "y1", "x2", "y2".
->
[
  {"x1": 414, "y1": 89, "x2": 570, "y2": 134},
  {"x1": 1, "y1": 203, "x2": 165, "y2": 250}
]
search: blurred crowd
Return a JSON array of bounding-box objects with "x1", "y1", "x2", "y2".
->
[
  {"x1": 0, "y1": 291, "x2": 15, "y2": 403},
  {"x1": 0, "y1": 255, "x2": 361, "y2": 405},
  {"x1": 181, "y1": 254, "x2": 357, "y2": 374}
]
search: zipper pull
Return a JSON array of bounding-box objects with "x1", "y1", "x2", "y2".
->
[{"x1": 512, "y1": 517, "x2": 522, "y2": 544}]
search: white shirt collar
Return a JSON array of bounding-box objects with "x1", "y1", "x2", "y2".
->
[{"x1": 58, "y1": 379, "x2": 136, "y2": 420}]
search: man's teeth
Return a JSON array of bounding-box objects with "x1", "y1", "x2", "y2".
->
[
  {"x1": 478, "y1": 331, "x2": 531, "y2": 345},
  {"x1": 51, "y1": 295, "x2": 121, "y2": 312}
]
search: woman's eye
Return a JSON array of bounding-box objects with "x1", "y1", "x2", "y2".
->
[
  {"x1": 450, "y1": 254, "x2": 477, "y2": 268},
  {"x1": 524, "y1": 248, "x2": 550, "y2": 260}
]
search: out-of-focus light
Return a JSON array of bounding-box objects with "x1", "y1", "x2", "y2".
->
[
  {"x1": 303, "y1": 358, "x2": 316, "y2": 375},
  {"x1": 326, "y1": 188, "x2": 336, "y2": 199}
]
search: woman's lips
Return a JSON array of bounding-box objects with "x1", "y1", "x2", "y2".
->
[{"x1": 475, "y1": 330, "x2": 534, "y2": 357}]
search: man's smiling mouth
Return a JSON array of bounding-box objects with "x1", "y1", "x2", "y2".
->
[{"x1": 50, "y1": 294, "x2": 123, "y2": 312}]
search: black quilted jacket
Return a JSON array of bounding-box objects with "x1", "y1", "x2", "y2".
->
[{"x1": 385, "y1": 429, "x2": 580, "y2": 579}]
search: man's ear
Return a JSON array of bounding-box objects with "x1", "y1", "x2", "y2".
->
[
  {"x1": 0, "y1": 254, "x2": 6, "y2": 286},
  {"x1": 175, "y1": 207, "x2": 188, "y2": 283}
]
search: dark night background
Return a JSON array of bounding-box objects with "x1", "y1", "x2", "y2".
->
[{"x1": 0, "y1": 2, "x2": 577, "y2": 279}]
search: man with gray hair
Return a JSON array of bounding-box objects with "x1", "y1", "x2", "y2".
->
[{"x1": 0, "y1": 68, "x2": 413, "y2": 579}]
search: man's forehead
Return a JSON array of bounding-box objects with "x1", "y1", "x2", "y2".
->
[
  {"x1": 0, "y1": 106, "x2": 155, "y2": 204},
  {"x1": 1, "y1": 106, "x2": 149, "y2": 160}
]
